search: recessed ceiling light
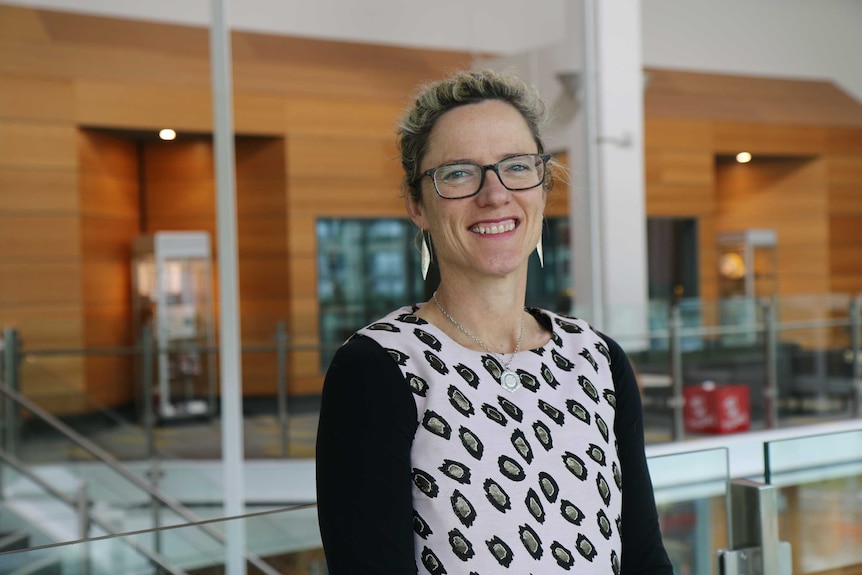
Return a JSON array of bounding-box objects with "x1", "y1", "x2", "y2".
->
[
  {"x1": 159, "y1": 128, "x2": 177, "y2": 141},
  {"x1": 736, "y1": 151, "x2": 752, "y2": 163}
]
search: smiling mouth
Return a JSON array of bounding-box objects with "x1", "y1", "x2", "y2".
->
[{"x1": 470, "y1": 220, "x2": 517, "y2": 235}]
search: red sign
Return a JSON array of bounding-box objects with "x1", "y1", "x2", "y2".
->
[{"x1": 683, "y1": 383, "x2": 750, "y2": 434}]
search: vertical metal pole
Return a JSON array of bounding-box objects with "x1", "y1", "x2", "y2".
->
[
  {"x1": 669, "y1": 304, "x2": 685, "y2": 441},
  {"x1": 77, "y1": 482, "x2": 92, "y2": 575},
  {"x1": 209, "y1": 1, "x2": 246, "y2": 573},
  {"x1": 763, "y1": 299, "x2": 779, "y2": 429},
  {"x1": 2, "y1": 328, "x2": 20, "y2": 458},
  {"x1": 851, "y1": 295, "x2": 861, "y2": 418},
  {"x1": 579, "y1": 0, "x2": 605, "y2": 329},
  {"x1": 275, "y1": 322, "x2": 290, "y2": 458},
  {"x1": 726, "y1": 479, "x2": 785, "y2": 575}
]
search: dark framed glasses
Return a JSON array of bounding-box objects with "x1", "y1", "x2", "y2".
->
[{"x1": 420, "y1": 153, "x2": 551, "y2": 199}]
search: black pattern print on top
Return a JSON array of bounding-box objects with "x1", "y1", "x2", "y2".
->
[
  {"x1": 520, "y1": 523, "x2": 544, "y2": 560},
  {"x1": 603, "y1": 389, "x2": 617, "y2": 410},
  {"x1": 554, "y1": 317, "x2": 584, "y2": 334},
  {"x1": 355, "y1": 307, "x2": 623, "y2": 573},
  {"x1": 448, "y1": 385, "x2": 475, "y2": 417},
  {"x1": 413, "y1": 468, "x2": 439, "y2": 498},
  {"x1": 422, "y1": 410, "x2": 451, "y2": 439},
  {"x1": 481, "y1": 403, "x2": 508, "y2": 426},
  {"x1": 368, "y1": 322, "x2": 400, "y2": 332},
  {"x1": 486, "y1": 536, "x2": 515, "y2": 567},
  {"x1": 439, "y1": 459, "x2": 472, "y2": 485},
  {"x1": 560, "y1": 499, "x2": 585, "y2": 525},
  {"x1": 578, "y1": 374, "x2": 600, "y2": 404},
  {"x1": 576, "y1": 533, "x2": 598, "y2": 561},
  {"x1": 538, "y1": 399, "x2": 565, "y2": 425},
  {"x1": 580, "y1": 348, "x2": 599, "y2": 372},
  {"x1": 565, "y1": 398, "x2": 591, "y2": 424},
  {"x1": 562, "y1": 451, "x2": 588, "y2": 481},
  {"x1": 551, "y1": 348, "x2": 574, "y2": 371},
  {"x1": 497, "y1": 396, "x2": 523, "y2": 422},
  {"x1": 484, "y1": 478, "x2": 512, "y2": 512},
  {"x1": 538, "y1": 471, "x2": 559, "y2": 503},
  {"x1": 540, "y1": 363, "x2": 560, "y2": 388},
  {"x1": 455, "y1": 363, "x2": 481, "y2": 389},
  {"x1": 406, "y1": 372, "x2": 429, "y2": 397},
  {"x1": 421, "y1": 546, "x2": 446, "y2": 575},
  {"x1": 414, "y1": 328, "x2": 442, "y2": 351},
  {"x1": 525, "y1": 488, "x2": 546, "y2": 523},
  {"x1": 510, "y1": 428, "x2": 534, "y2": 463},
  {"x1": 597, "y1": 509, "x2": 614, "y2": 540},
  {"x1": 611, "y1": 549, "x2": 621, "y2": 575},
  {"x1": 498, "y1": 455, "x2": 526, "y2": 481},
  {"x1": 425, "y1": 350, "x2": 449, "y2": 375},
  {"x1": 595, "y1": 340, "x2": 611, "y2": 365},
  {"x1": 550, "y1": 541, "x2": 575, "y2": 570},
  {"x1": 517, "y1": 369, "x2": 541, "y2": 392},
  {"x1": 414, "y1": 510, "x2": 433, "y2": 539},
  {"x1": 458, "y1": 426, "x2": 484, "y2": 460},
  {"x1": 386, "y1": 348, "x2": 409, "y2": 366},
  {"x1": 532, "y1": 419, "x2": 553, "y2": 451},
  {"x1": 612, "y1": 461, "x2": 622, "y2": 490},
  {"x1": 449, "y1": 528, "x2": 476, "y2": 561},
  {"x1": 481, "y1": 354, "x2": 505, "y2": 381},
  {"x1": 596, "y1": 413, "x2": 610, "y2": 442},
  {"x1": 597, "y1": 472, "x2": 612, "y2": 506},
  {"x1": 587, "y1": 443, "x2": 607, "y2": 467},
  {"x1": 397, "y1": 312, "x2": 427, "y2": 325},
  {"x1": 451, "y1": 489, "x2": 478, "y2": 527}
]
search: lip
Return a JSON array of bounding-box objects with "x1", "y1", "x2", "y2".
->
[{"x1": 469, "y1": 218, "x2": 518, "y2": 236}]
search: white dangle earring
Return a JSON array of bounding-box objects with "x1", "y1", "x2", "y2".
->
[
  {"x1": 421, "y1": 231, "x2": 432, "y2": 280},
  {"x1": 536, "y1": 218, "x2": 544, "y2": 268}
]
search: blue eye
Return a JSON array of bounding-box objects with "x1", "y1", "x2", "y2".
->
[{"x1": 437, "y1": 164, "x2": 479, "y2": 184}]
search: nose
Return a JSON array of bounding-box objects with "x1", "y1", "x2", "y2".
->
[{"x1": 475, "y1": 166, "x2": 510, "y2": 205}]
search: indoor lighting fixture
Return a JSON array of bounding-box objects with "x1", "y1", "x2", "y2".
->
[
  {"x1": 736, "y1": 151, "x2": 752, "y2": 163},
  {"x1": 159, "y1": 128, "x2": 177, "y2": 141}
]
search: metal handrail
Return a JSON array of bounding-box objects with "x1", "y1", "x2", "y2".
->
[
  {"x1": 0, "y1": 382, "x2": 281, "y2": 575},
  {"x1": 0, "y1": 446, "x2": 188, "y2": 575}
]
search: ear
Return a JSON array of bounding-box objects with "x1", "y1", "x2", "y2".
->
[{"x1": 405, "y1": 190, "x2": 428, "y2": 230}]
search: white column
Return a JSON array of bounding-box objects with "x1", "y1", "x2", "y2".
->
[
  {"x1": 210, "y1": 1, "x2": 247, "y2": 574},
  {"x1": 566, "y1": 0, "x2": 648, "y2": 343}
]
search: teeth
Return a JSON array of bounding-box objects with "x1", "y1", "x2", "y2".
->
[{"x1": 472, "y1": 221, "x2": 516, "y2": 235}]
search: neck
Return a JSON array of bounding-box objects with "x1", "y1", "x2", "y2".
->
[{"x1": 431, "y1": 283, "x2": 525, "y2": 354}]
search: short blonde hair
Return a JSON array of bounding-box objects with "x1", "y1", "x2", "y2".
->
[{"x1": 396, "y1": 69, "x2": 553, "y2": 203}]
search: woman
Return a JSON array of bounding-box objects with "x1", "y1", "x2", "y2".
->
[{"x1": 316, "y1": 69, "x2": 672, "y2": 574}]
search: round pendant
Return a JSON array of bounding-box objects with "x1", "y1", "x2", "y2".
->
[{"x1": 500, "y1": 369, "x2": 520, "y2": 392}]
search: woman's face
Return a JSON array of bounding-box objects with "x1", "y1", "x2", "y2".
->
[{"x1": 407, "y1": 100, "x2": 547, "y2": 282}]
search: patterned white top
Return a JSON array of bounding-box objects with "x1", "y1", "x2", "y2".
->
[{"x1": 357, "y1": 306, "x2": 622, "y2": 574}]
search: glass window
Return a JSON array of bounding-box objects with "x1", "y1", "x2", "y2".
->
[{"x1": 316, "y1": 217, "x2": 573, "y2": 370}]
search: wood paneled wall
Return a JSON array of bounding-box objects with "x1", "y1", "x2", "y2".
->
[
  {"x1": 0, "y1": 4, "x2": 474, "y2": 407},
  {"x1": 2, "y1": 4, "x2": 861, "y2": 412}
]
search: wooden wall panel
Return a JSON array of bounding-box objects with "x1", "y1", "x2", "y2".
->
[
  {"x1": 0, "y1": 75, "x2": 74, "y2": 121},
  {"x1": 715, "y1": 157, "x2": 831, "y2": 296},
  {"x1": 0, "y1": 121, "x2": 77, "y2": 169},
  {"x1": 0, "y1": 169, "x2": 78, "y2": 212},
  {"x1": 78, "y1": 129, "x2": 140, "y2": 407},
  {"x1": 712, "y1": 122, "x2": 826, "y2": 156}
]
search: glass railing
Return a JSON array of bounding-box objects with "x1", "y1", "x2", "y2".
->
[
  {"x1": 0, "y1": 504, "x2": 323, "y2": 575},
  {"x1": 765, "y1": 428, "x2": 862, "y2": 575},
  {"x1": 648, "y1": 447, "x2": 730, "y2": 575}
]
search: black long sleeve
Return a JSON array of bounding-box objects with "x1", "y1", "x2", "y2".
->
[
  {"x1": 602, "y1": 333, "x2": 673, "y2": 575},
  {"x1": 315, "y1": 335, "x2": 419, "y2": 574}
]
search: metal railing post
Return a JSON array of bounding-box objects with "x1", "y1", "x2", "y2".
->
[
  {"x1": 669, "y1": 304, "x2": 685, "y2": 441},
  {"x1": 275, "y1": 322, "x2": 290, "y2": 458},
  {"x1": 718, "y1": 479, "x2": 792, "y2": 575},
  {"x1": 851, "y1": 294, "x2": 862, "y2": 418},
  {"x1": 763, "y1": 299, "x2": 779, "y2": 429},
  {"x1": 2, "y1": 328, "x2": 21, "y2": 459},
  {"x1": 77, "y1": 482, "x2": 92, "y2": 575},
  {"x1": 142, "y1": 325, "x2": 156, "y2": 457}
]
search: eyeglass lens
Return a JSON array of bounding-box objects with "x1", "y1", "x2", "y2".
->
[{"x1": 433, "y1": 154, "x2": 546, "y2": 198}]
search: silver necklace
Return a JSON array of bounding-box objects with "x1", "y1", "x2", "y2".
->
[{"x1": 432, "y1": 290, "x2": 525, "y2": 392}]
